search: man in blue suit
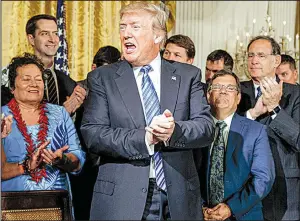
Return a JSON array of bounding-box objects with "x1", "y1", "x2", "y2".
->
[
  {"x1": 81, "y1": 2, "x2": 214, "y2": 220},
  {"x1": 195, "y1": 70, "x2": 275, "y2": 220}
]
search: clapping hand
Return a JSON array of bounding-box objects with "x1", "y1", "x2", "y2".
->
[
  {"x1": 145, "y1": 109, "x2": 175, "y2": 145},
  {"x1": 41, "y1": 145, "x2": 69, "y2": 166},
  {"x1": 63, "y1": 85, "x2": 86, "y2": 114},
  {"x1": 260, "y1": 77, "x2": 283, "y2": 112},
  {"x1": 1, "y1": 114, "x2": 13, "y2": 138}
]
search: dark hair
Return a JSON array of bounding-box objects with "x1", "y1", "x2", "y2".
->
[
  {"x1": 280, "y1": 54, "x2": 296, "y2": 70},
  {"x1": 247, "y1": 35, "x2": 281, "y2": 55},
  {"x1": 8, "y1": 53, "x2": 45, "y2": 90},
  {"x1": 208, "y1": 69, "x2": 241, "y2": 93},
  {"x1": 93, "y1": 46, "x2": 121, "y2": 67},
  {"x1": 26, "y1": 14, "x2": 57, "y2": 36},
  {"x1": 165, "y1": 34, "x2": 195, "y2": 59},
  {"x1": 206, "y1": 50, "x2": 234, "y2": 71}
]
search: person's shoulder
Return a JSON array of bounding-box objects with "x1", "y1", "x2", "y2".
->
[
  {"x1": 235, "y1": 113, "x2": 265, "y2": 129},
  {"x1": 46, "y1": 103, "x2": 65, "y2": 114},
  {"x1": 282, "y1": 82, "x2": 300, "y2": 95},
  {"x1": 54, "y1": 69, "x2": 76, "y2": 82},
  {"x1": 1, "y1": 104, "x2": 9, "y2": 113},
  {"x1": 162, "y1": 59, "x2": 200, "y2": 79},
  {"x1": 165, "y1": 59, "x2": 199, "y2": 71},
  {"x1": 87, "y1": 60, "x2": 124, "y2": 80},
  {"x1": 240, "y1": 80, "x2": 252, "y2": 87}
]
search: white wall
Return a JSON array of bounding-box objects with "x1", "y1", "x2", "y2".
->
[{"x1": 169, "y1": 1, "x2": 297, "y2": 82}]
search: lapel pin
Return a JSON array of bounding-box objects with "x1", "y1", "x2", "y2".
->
[{"x1": 171, "y1": 76, "x2": 176, "y2": 81}]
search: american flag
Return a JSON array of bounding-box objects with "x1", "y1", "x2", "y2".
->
[{"x1": 54, "y1": 0, "x2": 70, "y2": 75}]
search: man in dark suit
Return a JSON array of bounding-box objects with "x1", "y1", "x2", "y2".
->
[
  {"x1": 162, "y1": 34, "x2": 209, "y2": 100},
  {"x1": 205, "y1": 49, "x2": 234, "y2": 83},
  {"x1": 81, "y1": 2, "x2": 214, "y2": 220},
  {"x1": 276, "y1": 54, "x2": 299, "y2": 85},
  {"x1": 238, "y1": 35, "x2": 300, "y2": 221},
  {"x1": 1, "y1": 14, "x2": 86, "y2": 112},
  {"x1": 195, "y1": 70, "x2": 275, "y2": 220},
  {"x1": 162, "y1": 34, "x2": 195, "y2": 65}
]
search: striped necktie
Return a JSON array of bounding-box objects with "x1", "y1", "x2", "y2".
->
[
  {"x1": 141, "y1": 65, "x2": 167, "y2": 192},
  {"x1": 255, "y1": 86, "x2": 262, "y2": 102},
  {"x1": 45, "y1": 69, "x2": 59, "y2": 105},
  {"x1": 209, "y1": 120, "x2": 227, "y2": 206}
]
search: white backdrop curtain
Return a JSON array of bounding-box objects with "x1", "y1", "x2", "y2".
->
[{"x1": 169, "y1": 1, "x2": 298, "y2": 82}]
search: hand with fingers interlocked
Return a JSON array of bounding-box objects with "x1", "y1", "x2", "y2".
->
[{"x1": 145, "y1": 109, "x2": 175, "y2": 145}]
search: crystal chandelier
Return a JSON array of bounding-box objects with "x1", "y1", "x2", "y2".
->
[{"x1": 233, "y1": 14, "x2": 299, "y2": 81}]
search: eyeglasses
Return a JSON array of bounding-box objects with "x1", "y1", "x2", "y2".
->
[
  {"x1": 247, "y1": 52, "x2": 274, "y2": 60},
  {"x1": 209, "y1": 84, "x2": 239, "y2": 92}
]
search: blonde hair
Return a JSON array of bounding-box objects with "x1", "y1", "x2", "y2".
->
[{"x1": 120, "y1": 2, "x2": 167, "y2": 47}]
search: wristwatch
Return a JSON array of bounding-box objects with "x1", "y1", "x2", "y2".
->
[{"x1": 269, "y1": 105, "x2": 281, "y2": 116}]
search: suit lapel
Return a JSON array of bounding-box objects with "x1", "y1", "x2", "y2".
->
[
  {"x1": 225, "y1": 113, "x2": 245, "y2": 165},
  {"x1": 160, "y1": 59, "x2": 180, "y2": 114},
  {"x1": 114, "y1": 61, "x2": 146, "y2": 128},
  {"x1": 244, "y1": 80, "x2": 256, "y2": 107}
]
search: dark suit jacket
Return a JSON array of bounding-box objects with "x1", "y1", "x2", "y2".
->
[
  {"x1": 237, "y1": 80, "x2": 300, "y2": 221},
  {"x1": 54, "y1": 70, "x2": 77, "y2": 105},
  {"x1": 195, "y1": 113, "x2": 275, "y2": 220},
  {"x1": 1, "y1": 69, "x2": 76, "y2": 106},
  {"x1": 80, "y1": 59, "x2": 215, "y2": 220}
]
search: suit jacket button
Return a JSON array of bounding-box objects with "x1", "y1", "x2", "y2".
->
[{"x1": 142, "y1": 188, "x2": 147, "y2": 193}]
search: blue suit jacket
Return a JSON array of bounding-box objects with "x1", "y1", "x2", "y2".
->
[
  {"x1": 238, "y1": 80, "x2": 300, "y2": 220},
  {"x1": 196, "y1": 113, "x2": 275, "y2": 220},
  {"x1": 81, "y1": 59, "x2": 214, "y2": 220}
]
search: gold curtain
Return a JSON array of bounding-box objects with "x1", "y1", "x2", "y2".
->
[{"x1": 2, "y1": 1, "x2": 175, "y2": 81}]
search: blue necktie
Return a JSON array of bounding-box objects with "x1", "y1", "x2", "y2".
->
[
  {"x1": 255, "y1": 86, "x2": 262, "y2": 102},
  {"x1": 209, "y1": 121, "x2": 227, "y2": 206},
  {"x1": 141, "y1": 65, "x2": 167, "y2": 192}
]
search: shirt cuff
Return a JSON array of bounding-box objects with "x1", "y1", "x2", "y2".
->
[
  {"x1": 145, "y1": 134, "x2": 155, "y2": 156},
  {"x1": 271, "y1": 113, "x2": 277, "y2": 119},
  {"x1": 246, "y1": 110, "x2": 255, "y2": 120}
]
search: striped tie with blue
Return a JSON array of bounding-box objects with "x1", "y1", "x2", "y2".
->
[{"x1": 141, "y1": 65, "x2": 167, "y2": 192}]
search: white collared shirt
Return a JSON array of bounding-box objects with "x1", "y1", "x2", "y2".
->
[
  {"x1": 210, "y1": 113, "x2": 234, "y2": 154},
  {"x1": 133, "y1": 53, "x2": 161, "y2": 178},
  {"x1": 246, "y1": 78, "x2": 277, "y2": 120}
]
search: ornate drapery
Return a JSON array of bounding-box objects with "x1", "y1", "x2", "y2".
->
[{"x1": 2, "y1": 1, "x2": 176, "y2": 81}]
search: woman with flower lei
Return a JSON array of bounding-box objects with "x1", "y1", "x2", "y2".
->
[{"x1": 1, "y1": 53, "x2": 85, "y2": 193}]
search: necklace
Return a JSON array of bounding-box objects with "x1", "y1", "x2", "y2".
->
[{"x1": 8, "y1": 98, "x2": 49, "y2": 183}]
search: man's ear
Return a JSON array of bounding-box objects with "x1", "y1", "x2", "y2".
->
[
  {"x1": 187, "y1": 58, "x2": 194, "y2": 65},
  {"x1": 154, "y1": 36, "x2": 163, "y2": 44},
  {"x1": 237, "y1": 92, "x2": 241, "y2": 105},
  {"x1": 206, "y1": 91, "x2": 211, "y2": 104},
  {"x1": 91, "y1": 64, "x2": 97, "y2": 71},
  {"x1": 27, "y1": 34, "x2": 35, "y2": 47},
  {"x1": 274, "y1": 55, "x2": 281, "y2": 68}
]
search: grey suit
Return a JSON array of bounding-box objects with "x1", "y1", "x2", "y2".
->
[
  {"x1": 238, "y1": 80, "x2": 300, "y2": 221},
  {"x1": 81, "y1": 59, "x2": 214, "y2": 220}
]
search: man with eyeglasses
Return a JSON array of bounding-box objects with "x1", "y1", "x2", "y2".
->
[
  {"x1": 238, "y1": 35, "x2": 300, "y2": 221},
  {"x1": 194, "y1": 70, "x2": 274, "y2": 221}
]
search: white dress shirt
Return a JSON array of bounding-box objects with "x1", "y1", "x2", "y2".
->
[{"x1": 133, "y1": 53, "x2": 161, "y2": 178}]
